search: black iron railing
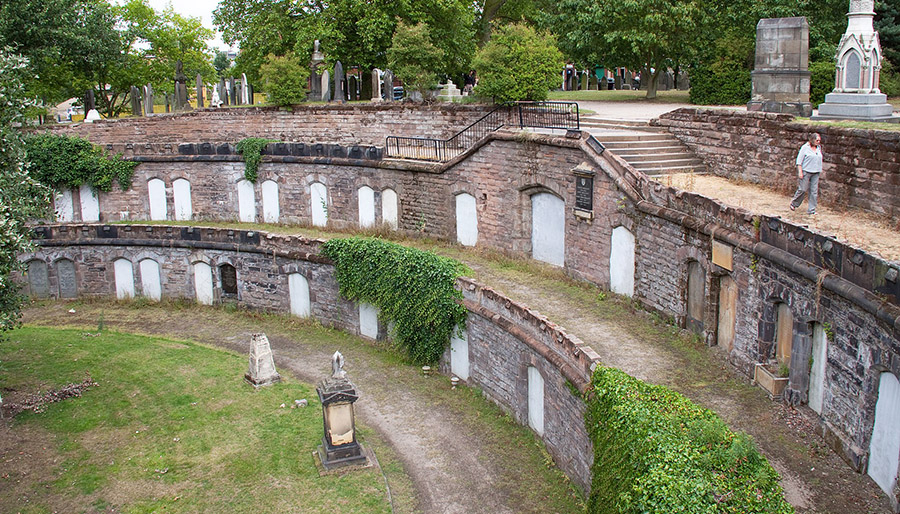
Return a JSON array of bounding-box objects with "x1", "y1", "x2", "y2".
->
[{"x1": 385, "y1": 101, "x2": 579, "y2": 162}]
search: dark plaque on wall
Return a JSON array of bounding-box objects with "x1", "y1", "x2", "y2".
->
[
  {"x1": 220, "y1": 264, "x2": 238, "y2": 295},
  {"x1": 575, "y1": 175, "x2": 593, "y2": 212}
]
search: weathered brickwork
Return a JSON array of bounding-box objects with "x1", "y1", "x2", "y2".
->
[
  {"x1": 49, "y1": 104, "x2": 492, "y2": 147},
  {"x1": 652, "y1": 108, "x2": 900, "y2": 220},
  {"x1": 23, "y1": 107, "x2": 900, "y2": 507}
]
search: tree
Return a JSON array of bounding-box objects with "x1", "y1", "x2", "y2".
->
[
  {"x1": 544, "y1": 0, "x2": 702, "y2": 99},
  {"x1": 471, "y1": 23, "x2": 564, "y2": 103},
  {"x1": 213, "y1": 51, "x2": 233, "y2": 77},
  {"x1": 259, "y1": 53, "x2": 308, "y2": 106},
  {"x1": 0, "y1": 49, "x2": 52, "y2": 335},
  {"x1": 387, "y1": 22, "x2": 444, "y2": 99}
]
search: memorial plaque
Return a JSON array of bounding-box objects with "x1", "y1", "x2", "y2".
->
[
  {"x1": 220, "y1": 264, "x2": 238, "y2": 295},
  {"x1": 712, "y1": 240, "x2": 734, "y2": 271},
  {"x1": 28, "y1": 260, "x2": 50, "y2": 298},
  {"x1": 575, "y1": 175, "x2": 593, "y2": 212},
  {"x1": 57, "y1": 259, "x2": 77, "y2": 298}
]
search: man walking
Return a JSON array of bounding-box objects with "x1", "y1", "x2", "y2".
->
[{"x1": 790, "y1": 133, "x2": 823, "y2": 214}]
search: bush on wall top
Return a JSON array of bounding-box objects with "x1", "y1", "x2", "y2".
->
[
  {"x1": 24, "y1": 134, "x2": 137, "y2": 192},
  {"x1": 586, "y1": 367, "x2": 793, "y2": 514},
  {"x1": 321, "y1": 237, "x2": 469, "y2": 365}
]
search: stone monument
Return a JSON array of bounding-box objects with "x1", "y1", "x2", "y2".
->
[
  {"x1": 245, "y1": 333, "x2": 281, "y2": 387},
  {"x1": 382, "y1": 69, "x2": 394, "y2": 101},
  {"x1": 210, "y1": 83, "x2": 222, "y2": 108},
  {"x1": 173, "y1": 60, "x2": 192, "y2": 112},
  {"x1": 814, "y1": 0, "x2": 898, "y2": 122},
  {"x1": 315, "y1": 351, "x2": 368, "y2": 470},
  {"x1": 360, "y1": 70, "x2": 373, "y2": 101},
  {"x1": 84, "y1": 89, "x2": 95, "y2": 113},
  {"x1": 229, "y1": 76, "x2": 236, "y2": 105},
  {"x1": 196, "y1": 74, "x2": 204, "y2": 108},
  {"x1": 333, "y1": 61, "x2": 345, "y2": 103},
  {"x1": 308, "y1": 40, "x2": 325, "y2": 102},
  {"x1": 241, "y1": 73, "x2": 250, "y2": 104},
  {"x1": 437, "y1": 79, "x2": 462, "y2": 101},
  {"x1": 370, "y1": 68, "x2": 382, "y2": 102},
  {"x1": 321, "y1": 70, "x2": 331, "y2": 102},
  {"x1": 143, "y1": 84, "x2": 154, "y2": 115},
  {"x1": 747, "y1": 17, "x2": 813, "y2": 116},
  {"x1": 130, "y1": 86, "x2": 143, "y2": 116}
]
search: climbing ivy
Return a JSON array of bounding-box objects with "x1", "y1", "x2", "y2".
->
[
  {"x1": 235, "y1": 138, "x2": 277, "y2": 182},
  {"x1": 322, "y1": 237, "x2": 470, "y2": 365},
  {"x1": 24, "y1": 134, "x2": 137, "y2": 192},
  {"x1": 585, "y1": 367, "x2": 793, "y2": 514}
]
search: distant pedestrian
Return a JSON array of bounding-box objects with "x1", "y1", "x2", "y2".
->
[
  {"x1": 464, "y1": 70, "x2": 476, "y2": 95},
  {"x1": 790, "y1": 133, "x2": 823, "y2": 214}
]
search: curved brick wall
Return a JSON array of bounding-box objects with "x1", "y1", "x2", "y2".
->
[{"x1": 21, "y1": 107, "x2": 900, "y2": 508}]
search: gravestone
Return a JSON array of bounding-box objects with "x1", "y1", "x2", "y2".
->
[
  {"x1": 84, "y1": 89, "x2": 95, "y2": 113},
  {"x1": 814, "y1": 0, "x2": 898, "y2": 122},
  {"x1": 371, "y1": 69, "x2": 382, "y2": 102},
  {"x1": 196, "y1": 74, "x2": 204, "y2": 108},
  {"x1": 219, "y1": 77, "x2": 228, "y2": 105},
  {"x1": 677, "y1": 71, "x2": 690, "y2": 90},
  {"x1": 57, "y1": 259, "x2": 77, "y2": 298},
  {"x1": 360, "y1": 70, "x2": 373, "y2": 100},
  {"x1": 143, "y1": 84, "x2": 154, "y2": 115},
  {"x1": 309, "y1": 39, "x2": 325, "y2": 101},
  {"x1": 28, "y1": 260, "x2": 49, "y2": 298},
  {"x1": 382, "y1": 69, "x2": 394, "y2": 102},
  {"x1": 321, "y1": 70, "x2": 331, "y2": 102},
  {"x1": 580, "y1": 72, "x2": 589, "y2": 90},
  {"x1": 623, "y1": 71, "x2": 633, "y2": 90},
  {"x1": 229, "y1": 77, "x2": 236, "y2": 105},
  {"x1": 747, "y1": 17, "x2": 813, "y2": 116},
  {"x1": 130, "y1": 86, "x2": 143, "y2": 116},
  {"x1": 588, "y1": 75, "x2": 598, "y2": 90},
  {"x1": 241, "y1": 73, "x2": 250, "y2": 104},
  {"x1": 84, "y1": 109, "x2": 102, "y2": 122},
  {"x1": 333, "y1": 61, "x2": 345, "y2": 103},
  {"x1": 245, "y1": 333, "x2": 281, "y2": 387},
  {"x1": 348, "y1": 75, "x2": 358, "y2": 101},
  {"x1": 164, "y1": 93, "x2": 170, "y2": 113},
  {"x1": 614, "y1": 72, "x2": 622, "y2": 90},
  {"x1": 235, "y1": 80, "x2": 243, "y2": 105},
  {"x1": 173, "y1": 60, "x2": 191, "y2": 111}
]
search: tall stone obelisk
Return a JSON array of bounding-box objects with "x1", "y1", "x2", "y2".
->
[{"x1": 814, "y1": 0, "x2": 898, "y2": 122}]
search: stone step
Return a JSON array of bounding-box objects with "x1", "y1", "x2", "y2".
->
[
  {"x1": 639, "y1": 164, "x2": 708, "y2": 176},
  {"x1": 595, "y1": 134, "x2": 681, "y2": 143},
  {"x1": 616, "y1": 151, "x2": 697, "y2": 162},
  {"x1": 580, "y1": 117, "x2": 651, "y2": 128},
  {"x1": 630, "y1": 156, "x2": 704, "y2": 166},
  {"x1": 608, "y1": 144, "x2": 686, "y2": 153}
]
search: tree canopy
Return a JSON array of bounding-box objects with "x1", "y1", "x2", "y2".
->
[{"x1": 472, "y1": 23, "x2": 564, "y2": 103}]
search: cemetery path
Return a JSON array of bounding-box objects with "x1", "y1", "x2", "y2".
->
[{"x1": 20, "y1": 303, "x2": 581, "y2": 514}]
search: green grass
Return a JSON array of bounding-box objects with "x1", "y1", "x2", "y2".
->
[
  {"x1": 0, "y1": 326, "x2": 393, "y2": 514},
  {"x1": 547, "y1": 89, "x2": 692, "y2": 103},
  {"x1": 794, "y1": 117, "x2": 900, "y2": 132}
]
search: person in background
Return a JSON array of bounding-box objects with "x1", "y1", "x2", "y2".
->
[{"x1": 789, "y1": 133, "x2": 824, "y2": 215}]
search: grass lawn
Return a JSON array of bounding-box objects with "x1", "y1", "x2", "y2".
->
[
  {"x1": 547, "y1": 89, "x2": 692, "y2": 103},
  {"x1": 0, "y1": 326, "x2": 393, "y2": 514},
  {"x1": 794, "y1": 116, "x2": 900, "y2": 132}
]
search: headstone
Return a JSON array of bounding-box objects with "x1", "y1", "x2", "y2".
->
[
  {"x1": 580, "y1": 72, "x2": 589, "y2": 91},
  {"x1": 348, "y1": 75, "x2": 358, "y2": 101},
  {"x1": 371, "y1": 69, "x2": 382, "y2": 102},
  {"x1": 235, "y1": 80, "x2": 243, "y2": 105},
  {"x1": 382, "y1": 69, "x2": 394, "y2": 102},
  {"x1": 813, "y1": 0, "x2": 898, "y2": 122},
  {"x1": 219, "y1": 77, "x2": 228, "y2": 105},
  {"x1": 196, "y1": 74, "x2": 204, "y2": 108},
  {"x1": 747, "y1": 17, "x2": 813, "y2": 116},
  {"x1": 130, "y1": 86, "x2": 143, "y2": 116},
  {"x1": 174, "y1": 60, "x2": 191, "y2": 111},
  {"x1": 247, "y1": 84, "x2": 253, "y2": 104},
  {"x1": 143, "y1": 84, "x2": 154, "y2": 115},
  {"x1": 229, "y1": 77, "x2": 236, "y2": 105},
  {"x1": 589, "y1": 75, "x2": 598, "y2": 90},
  {"x1": 623, "y1": 70, "x2": 633, "y2": 90},
  {"x1": 321, "y1": 70, "x2": 331, "y2": 102},
  {"x1": 614, "y1": 72, "x2": 622, "y2": 90},
  {"x1": 333, "y1": 61, "x2": 345, "y2": 103},
  {"x1": 27, "y1": 260, "x2": 49, "y2": 298},
  {"x1": 241, "y1": 73, "x2": 250, "y2": 104},
  {"x1": 360, "y1": 70, "x2": 373, "y2": 100},
  {"x1": 84, "y1": 109, "x2": 101, "y2": 123},
  {"x1": 309, "y1": 40, "x2": 325, "y2": 102},
  {"x1": 84, "y1": 89, "x2": 95, "y2": 113},
  {"x1": 244, "y1": 333, "x2": 280, "y2": 386},
  {"x1": 677, "y1": 71, "x2": 690, "y2": 90},
  {"x1": 57, "y1": 259, "x2": 77, "y2": 298},
  {"x1": 165, "y1": 93, "x2": 170, "y2": 113}
]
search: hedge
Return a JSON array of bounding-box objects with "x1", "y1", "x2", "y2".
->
[
  {"x1": 586, "y1": 367, "x2": 793, "y2": 514},
  {"x1": 24, "y1": 134, "x2": 136, "y2": 192}
]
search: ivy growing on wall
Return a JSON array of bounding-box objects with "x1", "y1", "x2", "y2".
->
[
  {"x1": 24, "y1": 134, "x2": 137, "y2": 192},
  {"x1": 235, "y1": 138, "x2": 277, "y2": 182},
  {"x1": 585, "y1": 367, "x2": 793, "y2": 514},
  {"x1": 322, "y1": 237, "x2": 470, "y2": 365}
]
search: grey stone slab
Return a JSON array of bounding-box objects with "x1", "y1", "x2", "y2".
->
[
  {"x1": 823, "y1": 92, "x2": 889, "y2": 104},
  {"x1": 28, "y1": 260, "x2": 49, "y2": 298},
  {"x1": 57, "y1": 259, "x2": 77, "y2": 298}
]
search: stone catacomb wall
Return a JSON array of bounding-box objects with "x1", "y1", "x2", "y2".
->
[
  {"x1": 24, "y1": 106, "x2": 900, "y2": 507},
  {"x1": 19, "y1": 224, "x2": 598, "y2": 494},
  {"x1": 652, "y1": 108, "x2": 900, "y2": 221}
]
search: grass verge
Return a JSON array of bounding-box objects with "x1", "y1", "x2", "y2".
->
[{"x1": 547, "y1": 90, "x2": 692, "y2": 103}]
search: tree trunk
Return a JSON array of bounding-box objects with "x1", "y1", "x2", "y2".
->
[
  {"x1": 646, "y1": 68, "x2": 659, "y2": 99},
  {"x1": 478, "y1": 0, "x2": 508, "y2": 45}
]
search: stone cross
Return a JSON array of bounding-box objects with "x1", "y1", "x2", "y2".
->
[
  {"x1": 196, "y1": 74, "x2": 204, "y2": 108},
  {"x1": 334, "y1": 61, "x2": 345, "y2": 103},
  {"x1": 245, "y1": 333, "x2": 281, "y2": 387}
]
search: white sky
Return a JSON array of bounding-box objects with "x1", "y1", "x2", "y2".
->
[{"x1": 127, "y1": 0, "x2": 233, "y2": 51}]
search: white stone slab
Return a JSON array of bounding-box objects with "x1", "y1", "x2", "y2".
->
[
  {"x1": 55, "y1": 190, "x2": 74, "y2": 222},
  {"x1": 310, "y1": 182, "x2": 328, "y2": 227},
  {"x1": 148, "y1": 179, "x2": 167, "y2": 220},
  {"x1": 455, "y1": 193, "x2": 478, "y2": 247},
  {"x1": 450, "y1": 327, "x2": 469, "y2": 381},
  {"x1": 382, "y1": 188, "x2": 398, "y2": 229},
  {"x1": 79, "y1": 184, "x2": 100, "y2": 222},
  {"x1": 531, "y1": 193, "x2": 565, "y2": 267},
  {"x1": 809, "y1": 323, "x2": 827, "y2": 414},
  {"x1": 610, "y1": 226, "x2": 635, "y2": 297},
  {"x1": 868, "y1": 372, "x2": 900, "y2": 496},
  {"x1": 114, "y1": 258, "x2": 135, "y2": 299},
  {"x1": 140, "y1": 258, "x2": 162, "y2": 301},
  {"x1": 359, "y1": 302, "x2": 379, "y2": 339},
  {"x1": 358, "y1": 186, "x2": 375, "y2": 228},
  {"x1": 528, "y1": 366, "x2": 545, "y2": 436},
  {"x1": 193, "y1": 261, "x2": 213, "y2": 305},
  {"x1": 288, "y1": 273, "x2": 311, "y2": 318},
  {"x1": 173, "y1": 178, "x2": 192, "y2": 221},
  {"x1": 237, "y1": 179, "x2": 256, "y2": 222},
  {"x1": 262, "y1": 180, "x2": 280, "y2": 223}
]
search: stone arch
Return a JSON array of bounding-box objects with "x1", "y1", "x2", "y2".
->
[
  {"x1": 381, "y1": 188, "x2": 399, "y2": 229},
  {"x1": 261, "y1": 179, "x2": 280, "y2": 223},
  {"x1": 530, "y1": 191, "x2": 566, "y2": 267},
  {"x1": 455, "y1": 192, "x2": 478, "y2": 247},
  {"x1": 237, "y1": 179, "x2": 256, "y2": 223},
  {"x1": 358, "y1": 185, "x2": 376, "y2": 228},
  {"x1": 609, "y1": 225, "x2": 635, "y2": 297},
  {"x1": 113, "y1": 258, "x2": 135, "y2": 299},
  {"x1": 147, "y1": 178, "x2": 167, "y2": 220},
  {"x1": 218, "y1": 262, "x2": 238, "y2": 296},
  {"x1": 172, "y1": 178, "x2": 193, "y2": 221},
  {"x1": 868, "y1": 371, "x2": 900, "y2": 498},
  {"x1": 192, "y1": 260, "x2": 214, "y2": 305},
  {"x1": 310, "y1": 181, "x2": 328, "y2": 227},
  {"x1": 288, "y1": 273, "x2": 311, "y2": 318},
  {"x1": 138, "y1": 258, "x2": 162, "y2": 301},
  {"x1": 842, "y1": 49, "x2": 863, "y2": 90}
]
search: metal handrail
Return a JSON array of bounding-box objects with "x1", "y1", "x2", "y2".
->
[{"x1": 385, "y1": 101, "x2": 579, "y2": 162}]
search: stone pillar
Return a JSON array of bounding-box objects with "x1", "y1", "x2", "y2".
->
[
  {"x1": 334, "y1": 61, "x2": 345, "y2": 103},
  {"x1": 245, "y1": 333, "x2": 281, "y2": 387},
  {"x1": 371, "y1": 69, "x2": 382, "y2": 102},
  {"x1": 382, "y1": 69, "x2": 394, "y2": 102},
  {"x1": 747, "y1": 17, "x2": 812, "y2": 116},
  {"x1": 229, "y1": 77, "x2": 236, "y2": 105},
  {"x1": 196, "y1": 74, "x2": 204, "y2": 108},
  {"x1": 321, "y1": 70, "x2": 331, "y2": 102},
  {"x1": 241, "y1": 73, "x2": 250, "y2": 104}
]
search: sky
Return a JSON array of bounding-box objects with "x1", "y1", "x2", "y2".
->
[{"x1": 139, "y1": 0, "x2": 232, "y2": 51}]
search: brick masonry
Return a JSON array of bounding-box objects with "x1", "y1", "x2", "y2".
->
[
  {"x1": 651, "y1": 108, "x2": 900, "y2": 221},
  {"x1": 22, "y1": 107, "x2": 900, "y2": 507}
]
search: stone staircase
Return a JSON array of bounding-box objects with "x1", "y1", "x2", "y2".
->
[{"x1": 580, "y1": 116, "x2": 706, "y2": 175}]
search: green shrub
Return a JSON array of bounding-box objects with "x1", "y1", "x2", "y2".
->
[
  {"x1": 321, "y1": 237, "x2": 470, "y2": 365},
  {"x1": 235, "y1": 137, "x2": 278, "y2": 182},
  {"x1": 472, "y1": 23, "x2": 564, "y2": 104},
  {"x1": 880, "y1": 60, "x2": 900, "y2": 97},
  {"x1": 809, "y1": 60, "x2": 836, "y2": 105},
  {"x1": 24, "y1": 134, "x2": 137, "y2": 192},
  {"x1": 259, "y1": 53, "x2": 308, "y2": 107},
  {"x1": 387, "y1": 22, "x2": 444, "y2": 98},
  {"x1": 689, "y1": 59, "x2": 751, "y2": 105},
  {"x1": 585, "y1": 367, "x2": 793, "y2": 514}
]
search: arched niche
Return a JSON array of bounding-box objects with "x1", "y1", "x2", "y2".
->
[
  {"x1": 237, "y1": 179, "x2": 256, "y2": 223},
  {"x1": 455, "y1": 193, "x2": 478, "y2": 247},
  {"x1": 261, "y1": 180, "x2": 280, "y2": 223},
  {"x1": 114, "y1": 258, "x2": 135, "y2": 299},
  {"x1": 27, "y1": 260, "x2": 50, "y2": 298},
  {"x1": 79, "y1": 184, "x2": 100, "y2": 222},
  {"x1": 173, "y1": 178, "x2": 193, "y2": 221},
  {"x1": 310, "y1": 182, "x2": 328, "y2": 227},
  {"x1": 358, "y1": 186, "x2": 375, "y2": 228},
  {"x1": 382, "y1": 188, "x2": 399, "y2": 229},
  {"x1": 531, "y1": 192, "x2": 565, "y2": 267},
  {"x1": 609, "y1": 226, "x2": 635, "y2": 297},
  {"x1": 193, "y1": 261, "x2": 213, "y2": 305},
  {"x1": 717, "y1": 275, "x2": 738, "y2": 352},
  {"x1": 139, "y1": 258, "x2": 162, "y2": 301},
  {"x1": 288, "y1": 273, "x2": 311, "y2": 318},
  {"x1": 55, "y1": 190, "x2": 74, "y2": 222},
  {"x1": 450, "y1": 326, "x2": 469, "y2": 381},
  {"x1": 148, "y1": 178, "x2": 167, "y2": 221},
  {"x1": 685, "y1": 261, "x2": 705, "y2": 333},
  {"x1": 528, "y1": 366, "x2": 545, "y2": 436},
  {"x1": 868, "y1": 371, "x2": 900, "y2": 497}
]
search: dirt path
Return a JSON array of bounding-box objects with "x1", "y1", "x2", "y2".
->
[
  {"x1": 19, "y1": 302, "x2": 580, "y2": 514},
  {"x1": 660, "y1": 173, "x2": 900, "y2": 262}
]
